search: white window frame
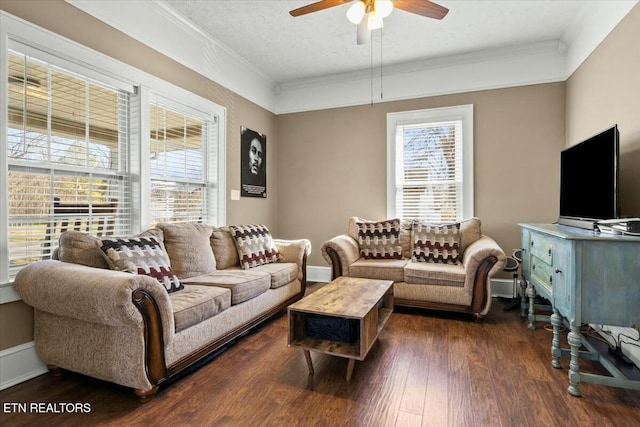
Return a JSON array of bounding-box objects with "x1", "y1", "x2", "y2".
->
[
  {"x1": 386, "y1": 105, "x2": 474, "y2": 221},
  {"x1": 0, "y1": 12, "x2": 226, "y2": 303},
  {"x1": 143, "y1": 91, "x2": 221, "y2": 227},
  {"x1": 5, "y1": 46, "x2": 135, "y2": 279}
]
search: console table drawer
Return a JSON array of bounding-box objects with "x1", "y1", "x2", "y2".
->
[
  {"x1": 531, "y1": 255, "x2": 552, "y2": 289},
  {"x1": 530, "y1": 235, "x2": 553, "y2": 264}
]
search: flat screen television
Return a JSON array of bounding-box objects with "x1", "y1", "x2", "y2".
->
[{"x1": 558, "y1": 124, "x2": 619, "y2": 230}]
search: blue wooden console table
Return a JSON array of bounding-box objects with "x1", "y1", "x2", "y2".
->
[{"x1": 519, "y1": 223, "x2": 640, "y2": 396}]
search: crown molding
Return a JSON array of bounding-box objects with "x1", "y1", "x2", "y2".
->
[
  {"x1": 66, "y1": 0, "x2": 277, "y2": 112},
  {"x1": 561, "y1": 0, "x2": 638, "y2": 78},
  {"x1": 274, "y1": 41, "x2": 568, "y2": 114},
  {"x1": 65, "y1": 0, "x2": 637, "y2": 114}
]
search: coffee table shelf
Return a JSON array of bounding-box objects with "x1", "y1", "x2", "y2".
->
[{"x1": 288, "y1": 277, "x2": 393, "y2": 380}]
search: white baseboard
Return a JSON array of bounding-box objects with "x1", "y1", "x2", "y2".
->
[
  {"x1": 0, "y1": 341, "x2": 47, "y2": 391},
  {"x1": 306, "y1": 265, "x2": 518, "y2": 298},
  {"x1": 491, "y1": 278, "x2": 519, "y2": 299},
  {"x1": 306, "y1": 265, "x2": 331, "y2": 283}
]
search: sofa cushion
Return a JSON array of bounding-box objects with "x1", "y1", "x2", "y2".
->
[
  {"x1": 210, "y1": 227, "x2": 240, "y2": 269},
  {"x1": 404, "y1": 260, "x2": 465, "y2": 287},
  {"x1": 350, "y1": 258, "x2": 408, "y2": 282},
  {"x1": 355, "y1": 218, "x2": 403, "y2": 260},
  {"x1": 181, "y1": 270, "x2": 271, "y2": 304},
  {"x1": 250, "y1": 262, "x2": 298, "y2": 289},
  {"x1": 170, "y1": 285, "x2": 231, "y2": 332},
  {"x1": 460, "y1": 217, "x2": 482, "y2": 255},
  {"x1": 412, "y1": 222, "x2": 461, "y2": 264},
  {"x1": 229, "y1": 224, "x2": 281, "y2": 269},
  {"x1": 57, "y1": 231, "x2": 109, "y2": 269},
  {"x1": 156, "y1": 223, "x2": 216, "y2": 279},
  {"x1": 100, "y1": 235, "x2": 184, "y2": 293}
]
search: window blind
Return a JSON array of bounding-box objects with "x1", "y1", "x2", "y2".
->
[
  {"x1": 394, "y1": 120, "x2": 463, "y2": 222},
  {"x1": 6, "y1": 51, "x2": 131, "y2": 278},
  {"x1": 149, "y1": 103, "x2": 211, "y2": 225}
]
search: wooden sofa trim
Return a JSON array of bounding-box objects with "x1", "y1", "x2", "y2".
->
[
  {"x1": 325, "y1": 246, "x2": 344, "y2": 279},
  {"x1": 131, "y1": 290, "x2": 168, "y2": 386},
  {"x1": 469, "y1": 255, "x2": 499, "y2": 319},
  {"x1": 130, "y1": 253, "x2": 308, "y2": 403}
]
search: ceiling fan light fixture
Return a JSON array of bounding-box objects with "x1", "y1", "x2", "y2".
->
[
  {"x1": 367, "y1": 10, "x2": 384, "y2": 30},
  {"x1": 346, "y1": 1, "x2": 366, "y2": 24},
  {"x1": 374, "y1": 0, "x2": 393, "y2": 18}
]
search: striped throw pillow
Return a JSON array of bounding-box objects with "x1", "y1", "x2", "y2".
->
[
  {"x1": 356, "y1": 219, "x2": 403, "y2": 260},
  {"x1": 412, "y1": 222, "x2": 461, "y2": 264},
  {"x1": 229, "y1": 224, "x2": 281, "y2": 269}
]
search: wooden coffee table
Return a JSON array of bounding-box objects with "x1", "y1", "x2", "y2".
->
[{"x1": 287, "y1": 277, "x2": 393, "y2": 380}]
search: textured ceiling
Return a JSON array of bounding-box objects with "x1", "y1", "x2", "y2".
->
[{"x1": 160, "y1": 0, "x2": 591, "y2": 84}]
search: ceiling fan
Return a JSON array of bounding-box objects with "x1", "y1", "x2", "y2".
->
[{"x1": 290, "y1": 0, "x2": 449, "y2": 45}]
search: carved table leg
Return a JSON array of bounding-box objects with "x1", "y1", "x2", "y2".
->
[
  {"x1": 526, "y1": 281, "x2": 537, "y2": 330},
  {"x1": 550, "y1": 308, "x2": 563, "y2": 369},
  {"x1": 520, "y1": 279, "x2": 528, "y2": 318},
  {"x1": 567, "y1": 326, "x2": 583, "y2": 397},
  {"x1": 303, "y1": 350, "x2": 314, "y2": 375}
]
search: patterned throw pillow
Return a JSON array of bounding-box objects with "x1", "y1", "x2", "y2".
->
[
  {"x1": 412, "y1": 222, "x2": 461, "y2": 264},
  {"x1": 100, "y1": 236, "x2": 183, "y2": 293},
  {"x1": 356, "y1": 219, "x2": 403, "y2": 260},
  {"x1": 229, "y1": 224, "x2": 281, "y2": 269}
]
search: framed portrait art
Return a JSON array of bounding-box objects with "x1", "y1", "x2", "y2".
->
[{"x1": 240, "y1": 126, "x2": 266, "y2": 198}]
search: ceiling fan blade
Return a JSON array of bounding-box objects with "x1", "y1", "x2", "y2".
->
[
  {"x1": 356, "y1": 18, "x2": 371, "y2": 45},
  {"x1": 289, "y1": 0, "x2": 351, "y2": 17},
  {"x1": 393, "y1": 0, "x2": 449, "y2": 20}
]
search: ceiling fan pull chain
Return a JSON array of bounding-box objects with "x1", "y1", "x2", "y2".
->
[
  {"x1": 370, "y1": 37, "x2": 374, "y2": 107},
  {"x1": 380, "y1": 29, "x2": 384, "y2": 100}
]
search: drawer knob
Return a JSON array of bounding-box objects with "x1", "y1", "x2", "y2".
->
[
  {"x1": 555, "y1": 268, "x2": 562, "y2": 274},
  {"x1": 548, "y1": 248, "x2": 552, "y2": 256}
]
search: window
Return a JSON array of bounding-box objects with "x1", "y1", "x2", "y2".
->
[
  {"x1": 1, "y1": 14, "x2": 226, "y2": 300},
  {"x1": 5, "y1": 50, "x2": 132, "y2": 279},
  {"x1": 148, "y1": 98, "x2": 219, "y2": 225},
  {"x1": 387, "y1": 105, "x2": 473, "y2": 222}
]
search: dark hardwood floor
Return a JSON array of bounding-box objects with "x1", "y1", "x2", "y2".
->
[{"x1": 2, "y1": 287, "x2": 639, "y2": 426}]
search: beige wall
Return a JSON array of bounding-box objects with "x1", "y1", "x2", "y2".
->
[
  {"x1": 0, "y1": 0, "x2": 278, "y2": 350},
  {"x1": 566, "y1": 3, "x2": 640, "y2": 217},
  {"x1": 277, "y1": 83, "x2": 567, "y2": 266}
]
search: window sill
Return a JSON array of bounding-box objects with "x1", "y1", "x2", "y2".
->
[{"x1": 0, "y1": 284, "x2": 20, "y2": 304}]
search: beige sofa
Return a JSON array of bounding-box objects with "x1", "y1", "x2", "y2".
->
[
  {"x1": 321, "y1": 217, "x2": 506, "y2": 321},
  {"x1": 15, "y1": 223, "x2": 310, "y2": 402}
]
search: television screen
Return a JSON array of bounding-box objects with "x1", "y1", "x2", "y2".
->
[{"x1": 560, "y1": 125, "x2": 619, "y2": 221}]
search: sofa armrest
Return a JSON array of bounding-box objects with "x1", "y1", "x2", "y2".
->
[
  {"x1": 14, "y1": 260, "x2": 175, "y2": 344},
  {"x1": 321, "y1": 234, "x2": 360, "y2": 279},
  {"x1": 274, "y1": 238, "x2": 311, "y2": 264},
  {"x1": 462, "y1": 235, "x2": 507, "y2": 277},
  {"x1": 274, "y1": 238, "x2": 311, "y2": 282},
  {"x1": 461, "y1": 235, "x2": 507, "y2": 317}
]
